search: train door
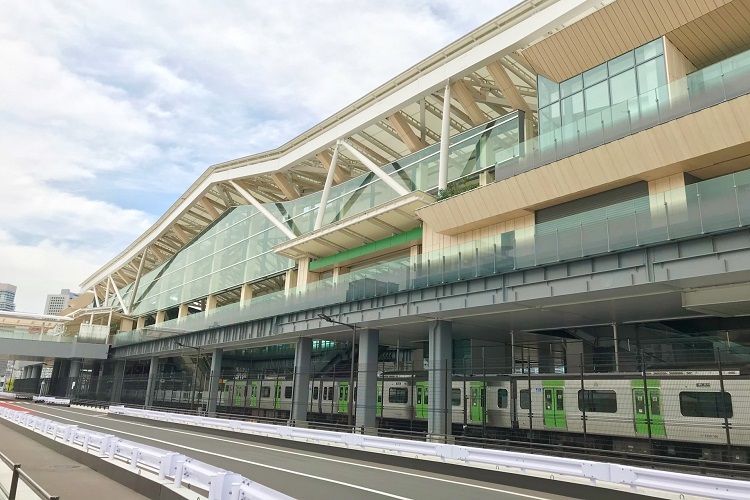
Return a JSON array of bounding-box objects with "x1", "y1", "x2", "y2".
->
[
  {"x1": 415, "y1": 381, "x2": 429, "y2": 419},
  {"x1": 376, "y1": 381, "x2": 383, "y2": 417},
  {"x1": 249, "y1": 381, "x2": 258, "y2": 407},
  {"x1": 543, "y1": 381, "x2": 567, "y2": 429},
  {"x1": 469, "y1": 382, "x2": 485, "y2": 423},
  {"x1": 274, "y1": 381, "x2": 282, "y2": 409},
  {"x1": 632, "y1": 384, "x2": 666, "y2": 437},
  {"x1": 338, "y1": 382, "x2": 349, "y2": 413}
]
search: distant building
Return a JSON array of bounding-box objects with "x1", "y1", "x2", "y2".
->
[
  {"x1": 44, "y1": 288, "x2": 80, "y2": 316},
  {"x1": 0, "y1": 283, "x2": 16, "y2": 312}
]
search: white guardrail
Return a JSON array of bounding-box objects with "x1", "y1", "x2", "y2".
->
[
  {"x1": 109, "y1": 406, "x2": 750, "y2": 500},
  {"x1": 32, "y1": 397, "x2": 70, "y2": 406},
  {"x1": 0, "y1": 407, "x2": 291, "y2": 500}
]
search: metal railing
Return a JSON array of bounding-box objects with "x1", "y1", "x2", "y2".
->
[{"x1": 0, "y1": 451, "x2": 59, "y2": 500}]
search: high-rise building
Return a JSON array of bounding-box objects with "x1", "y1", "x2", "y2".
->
[
  {"x1": 44, "y1": 288, "x2": 80, "y2": 316},
  {"x1": 0, "y1": 283, "x2": 16, "y2": 312}
]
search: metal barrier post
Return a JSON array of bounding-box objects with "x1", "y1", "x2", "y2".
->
[{"x1": 9, "y1": 463, "x2": 20, "y2": 499}]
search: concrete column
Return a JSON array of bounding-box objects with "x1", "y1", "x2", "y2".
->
[
  {"x1": 22, "y1": 366, "x2": 30, "y2": 379},
  {"x1": 538, "y1": 342, "x2": 555, "y2": 374},
  {"x1": 136, "y1": 316, "x2": 146, "y2": 330},
  {"x1": 177, "y1": 303, "x2": 189, "y2": 318},
  {"x1": 428, "y1": 320, "x2": 452, "y2": 440},
  {"x1": 120, "y1": 318, "x2": 134, "y2": 332},
  {"x1": 565, "y1": 342, "x2": 595, "y2": 374},
  {"x1": 284, "y1": 268, "x2": 298, "y2": 294},
  {"x1": 67, "y1": 360, "x2": 81, "y2": 397},
  {"x1": 206, "y1": 295, "x2": 218, "y2": 311},
  {"x1": 31, "y1": 364, "x2": 42, "y2": 379},
  {"x1": 155, "y1": 310, "x2": 166, "y2": 324},
  {"x1": 290, "y1": 337, "x2": 313, "y2": 424},
  {"x1": 206, "y1": 348, "x2": 223, "y2": 415},
  {"x1": 145, "y1": 356, "x2": 159, "y2": 408},
  {"x1": 355, "y1": 329, "x2": 379, "y2": 433},
  {"x1": 110, "y1": 360, "x2": 126, "y2": 404},
  {"x1": 95, "y1": 363, "x2": 105, "y2": 399},
  {"x1": 295, "y1": 257, "x2": 319, "y2": 288},
  {"x1": 239, "y1": 283, "x2": 253, "y2": 306}
]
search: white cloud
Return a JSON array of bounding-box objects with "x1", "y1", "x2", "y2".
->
[{"x1": 0, "y1": 0, "x2": 521, "y2": 312}]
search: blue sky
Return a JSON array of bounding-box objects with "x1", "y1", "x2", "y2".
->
[{"x1": 0, "y1": 1, "x2": 520, "y2": 312}]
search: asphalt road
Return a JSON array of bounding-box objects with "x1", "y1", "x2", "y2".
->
[{"x1": 8, "y1": 402, "x2": 610, "y2": 500}]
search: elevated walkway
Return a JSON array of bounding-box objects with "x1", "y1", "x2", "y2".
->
[{"x1": 0, "y1": 330, "x2": 109, "y2": 360}]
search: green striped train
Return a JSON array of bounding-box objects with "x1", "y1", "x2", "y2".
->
[{"x1": 153, "y1": 371, "x2": 747, "y2": 462}]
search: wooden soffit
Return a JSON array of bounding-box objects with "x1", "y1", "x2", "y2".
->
[{"x1": 520, "y1": 0, "x2": 732, "y2": 82}]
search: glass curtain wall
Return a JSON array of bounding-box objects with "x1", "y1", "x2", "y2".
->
[
  {"x1": 112, "y1": 114, "x2": 523, "y2": 317},
  {"x1": 538, "y1": 39, "x2": 667, "y2": 148}
]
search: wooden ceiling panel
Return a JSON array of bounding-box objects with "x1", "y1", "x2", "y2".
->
[{"x1": 520, "y1": 0, "x2": 733, "y2": 82}]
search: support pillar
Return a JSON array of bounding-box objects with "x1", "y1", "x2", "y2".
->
[
  {"x1": 355, "y1": 329, "x2": 379, "y2": 433},
  {"x1": 178, "y1": 304, "x2": 189, "y2": 318},
  {"x1": 206, "y1": 295, "x2": 218, "y2": 311},
  {"x1": 206, "y1": 348, "x2": 223, "y2": 416},
  {"x1": 120, "y1": 318, "x2": 134, "y2": 332},
  {"x1": 67, "y1": 360, "x2": 81, "y2": 397},
  {"x1": 155, "y1": 310, "x2": 166, "y2": 324},
  {"x1": 23, "y1": 366, "x2": 30, "y2": 379},
  {"x1": 239, "y1": 283, "x2": 253, "y2": 307},
  {"x1": 31, "y1": 364, "x2": 42, "y2": 379},
  {"x1": 145, "y1": 356, "x2": 159, "y2": 409},
  {"x1": 538, "y1": 342, "x2": 555, "y2": 374},
  {"x1": 428, "y1": 320, "x2": 452, "y2": 440},
  {"x1": 565, "y1": 342, "x2": 594, "y2": 373},
  {"x1": 290, "y1": 337, "x2": 312, "y2": 424},
  {"x1": 136, "y1": 316, "x2": 146, "y2": 330},
  {"x1": 110, "y1": 360, "x2": 126, "y2": 404},
  {"x1": 95, "y1": 363, "x2": 105, "y2": 400},
  {"x1": 438, "y1": 82, "x2": 452, "y2": 191}
]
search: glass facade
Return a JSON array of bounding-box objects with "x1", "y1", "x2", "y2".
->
[
  {"x1": 113, "y1": 114, "x2": 523, "y2": 316},
  {"x1": 538, "y1": 39, "x2": 667, "y2": 146},
  {"x1": 115, "y1": 168, "x2": 750, "y2": 346}
]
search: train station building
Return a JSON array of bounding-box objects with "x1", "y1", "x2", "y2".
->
[{"x1": 8, "y1": 0, "x2": 750, "y2": 454}]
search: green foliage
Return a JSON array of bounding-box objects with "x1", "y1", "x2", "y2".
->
[{"x1": 435, "y1": 179, "x2": 477, "y2": 201}]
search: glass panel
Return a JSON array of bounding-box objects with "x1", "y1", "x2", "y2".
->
[
  {"x1": 610, "y1": 68, "x2": 637, "y2": 105},
  {"x1": 538, "y1": 75, "x2": 560, "y2": 107},
  {"x1": 584, "y1": 80, "x2": 610, "y2": 114},
  {"x1": 635, "y1": 38, "x2": 664, "y2": 64},
  {"x1": 608, "y1": 51, "x2": 635, "y2": 75},
  {"x1": 698, "y1": 175, "x2": 742, "y2": 233},
  {"x1": 560, "y1": 75, "x2": 583, "y2": 98},
  {"x1": 583, "y1": 63, "x2": 607, "y2": 87}
]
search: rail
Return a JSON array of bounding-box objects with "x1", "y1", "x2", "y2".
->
[{"x1": 0, "y1": 450, "x2": 59, "y2": 500}]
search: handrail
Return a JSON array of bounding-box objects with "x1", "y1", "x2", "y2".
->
[{"x1": 0, "y1": 450, "x2": 59, "y2": 500}]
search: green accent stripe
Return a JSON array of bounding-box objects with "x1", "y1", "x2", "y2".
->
[
  {"x1": 309, "y1": 227, "x2": 423, "y2": 271},
  {"x1": 542, "y1": 379, "x2": 564, "y2": 387},
  {"x1": 631, "y1": 379, "x2": 660, "y2": 388}
]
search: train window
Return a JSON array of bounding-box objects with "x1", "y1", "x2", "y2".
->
[
  {"x1": 389, "y1": 387, "x2": 408, "y2": 404},
  {"x1": 519, "y1": 389, "x2": 530, "y2": 409},
  {"x1": 578, "y1": 390, "x2": 617, "y2": 413},
  {"x1": 312, "y1": 387, "x2": 319, "y2": 400},
  {"x1": 451, "y1": 388, "x2": 462, "y2": 406},
  {"x1": 261, "y1": 386, "x2": 270, "y2": 398},
  {"x1": 323, "y1": 387, "x2": 328, "y2": 400},
  {"x1": 285, "y1": 386, "x2": 293, "y2": 399},
  {"x1": 679, "y1": 392, "x2": 733, "y2": 418},
  {"x1": 497, "y1": 389, "x2": 508, "y2": 408}
]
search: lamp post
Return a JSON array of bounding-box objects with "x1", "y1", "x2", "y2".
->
[
  {"x1": 175, "y1": 341, "x2": 202, "y2": 414},
  {"x1": 318, "y1": 313, "x2": 356, "y2": 427}
]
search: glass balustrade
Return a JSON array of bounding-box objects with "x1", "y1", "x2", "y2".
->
[
  {"x1": 495, "y1": 47, "x2": 750, "y2": 182},
  {"x1": 114, "y1": 168, "x2": 750, "y2": 346}
]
